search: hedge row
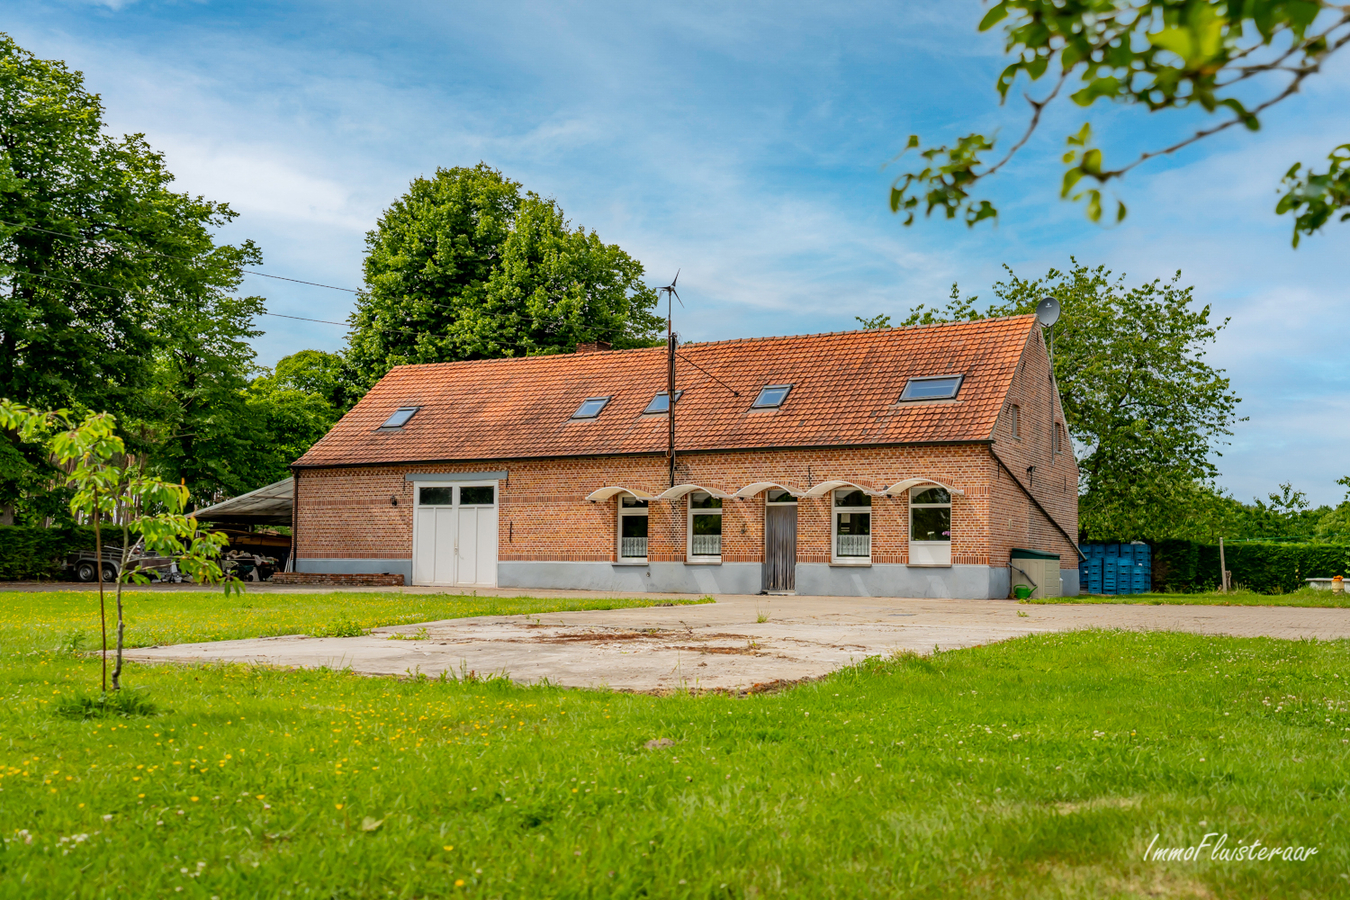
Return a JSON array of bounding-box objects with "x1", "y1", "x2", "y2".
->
[
  {"x1": 1151, "y1": 539, "x2": 1350, "y2": 594},
  {"x1": 0, "y1": 526, "x2": 96, "y2": 581}
]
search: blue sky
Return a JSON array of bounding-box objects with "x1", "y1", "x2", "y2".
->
[{"x1": 9, "y1": 1, "x2": 1350, "y2": 505}]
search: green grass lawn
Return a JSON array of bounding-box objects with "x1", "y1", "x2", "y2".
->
[
  {"x1": 1, "y1": 595, "x2": 1347, "y2": 897},
  {"x1": 1037, "y1": 588, "x2": 1350, "y2": 608},
  {"x1": 0, "y1": 590, "x2": 709, "y2": 649}
]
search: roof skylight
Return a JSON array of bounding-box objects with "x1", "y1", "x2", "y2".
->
[
  {"x1": 900, "y1": 375, "x2": 964, "y2": 401},
  {"x1": 642, "y1": 390, "x2": 683, "y2": 414},
  {"x1": 571, "y1": 396, "x2": 611, "y2": 419},
  {"x1": 380, "y1": 407, "x2": 420, "y2": 429},
  {"x1": 751, "y1": 384, "x2": 792, "y2": 409}
]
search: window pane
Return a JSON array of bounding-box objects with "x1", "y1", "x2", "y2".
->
[
  {"x1": 621, "y1": 496, "x2": 649, "y2": 508},
  {"x1": 911, "y1": 507, "x2": 951, "y2": 542},
  {"x1": 834, "y1": 489, "x2": 871, "y2": 507},
  {"x1": 901, "y1": 376, "x2": 962, "y2": 401},
  {"x1": 836, "y1": 511, "x2": 871, "y2": 558},
  {"x1": 836, "y1": 511, "x2": 871, "y2": 536},
  {"x1": 766, "y1": 489, "x2": 796, "y2": 504},
  {"x1": 690, "y1": 511, "x2": 721, "y2": 556},
  {"x1": 690, "y1": 492, "x2": 723, "y2": 509},
  {"x1": 912, "y1": 487, "x2": 950, "y2": 505},
  {"x1": 381, "y1": 407, "x2": 419, "y2": 428},
  {"x1": 418, "y1": 486, "x2": 452, "y2": 506},
  {"x1": 460, "y1": 486, "x2": 494, "y2": 505},
  {"x1": 642, "y1": 391, "x2": 682, "y2": 414},
  {"x1": 621, "y1": 515, "x2": 649, "y2": 539},
  {"x1": 691, "y1": 513, "x2": 722, "y2": 535},
  {"x1": 752, "y1": 385, "x2": 792, "y2": 408},
  {"x1": 572, "y1": 397, "x2": 610, "y2": 419}
]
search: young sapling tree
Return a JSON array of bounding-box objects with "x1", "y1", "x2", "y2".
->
[{"x1": 0, "y1": 401, "x2": 241, "y2": 691}]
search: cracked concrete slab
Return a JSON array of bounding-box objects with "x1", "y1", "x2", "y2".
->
[{"x1": 119, "y1": 594, "x2": 1350, "y2": 692}]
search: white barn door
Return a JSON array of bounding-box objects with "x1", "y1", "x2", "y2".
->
[{"x1": 412, "y1": 482, "x2": 498, "y2": 587}]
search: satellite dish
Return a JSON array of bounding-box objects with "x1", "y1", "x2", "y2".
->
[{"x1": 1036, "y1": 297, "x2": 1061, "y2": 327}]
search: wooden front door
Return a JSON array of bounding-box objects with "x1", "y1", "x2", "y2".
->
[{"x1": 763, "y1": 501, "x2": 797, "y2": 593}]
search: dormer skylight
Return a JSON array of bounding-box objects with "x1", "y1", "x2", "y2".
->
[
  {"x1": 571, "y1": 396, "x2": 611, "y2": 419},
  {"x1": 642, "y1": 390, "x2": 683, "y2": 414},
  {"x1": 380, "y1": 407, "x2": 420, "y2": 429},
  {"x1": 899, "y1": 375, "x2": 963, "y2": 401},
  {"x1": 751, "y1": 384, "x2": 792, "y2": 409}
]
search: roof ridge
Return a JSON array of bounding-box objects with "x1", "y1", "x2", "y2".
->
[
  {"x1": 381, "y1": 314, "x2": 1036, "y2": 375},
  {"x1": 677, "y1": 314, "x2": 1035, "y2": 350}
]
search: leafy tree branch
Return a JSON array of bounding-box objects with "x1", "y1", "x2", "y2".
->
[{"x1": 891, "y1": 1, "x2": 1350, "y2": 243}]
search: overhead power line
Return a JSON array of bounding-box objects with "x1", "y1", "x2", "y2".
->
[
  {"x1": 0, "y1": 219, "x2": 360, "y2": 293},
  {"x1": 8, "y1": 268, "x2": 427, "y2": 336}
]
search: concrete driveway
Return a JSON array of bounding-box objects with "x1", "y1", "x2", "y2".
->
[{"x1": 121, "y1": 594, "x2": 1350, "y2": 693}]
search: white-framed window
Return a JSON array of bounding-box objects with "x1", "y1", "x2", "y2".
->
[
  {"x1": 909, "y1": 486, "x2": 951, "y2": 566},
  {"x1": 687, "y1": 492, "x2": 723, "y2": 560},
  {"x1": 417, "y1": 483, "x2": 496, "y2": 508},
  {"x1": 618, "y1": 496, "x2": 649, "y2": 561},
  {"x1": 832, "y1": 489, "x2": 872, "y2": 562},
  {"x1": 1008, "y1": 403, "x2": 1021, "y2": 438}
]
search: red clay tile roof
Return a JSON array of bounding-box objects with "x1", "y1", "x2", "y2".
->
[{"x1": 294, "y1": 315, "x2": 1038, "y2": 468}]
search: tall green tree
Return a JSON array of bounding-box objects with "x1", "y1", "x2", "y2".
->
[
  {"x1": 0, "y1": 34, "x2": 266, "y2": 512},
  {"x1": 345, "y1": 164, "x2": 663, "y2": 392},
  {"x1": 891, "y1": 2, "x2": 1350, "y2": 245},
  {"x1": 890, "y1": 261, "x2": 1241, "y2": 541},
  {"x1": 238, "y1": 350, "x2": 347, "y2": 490},
  {"x1": 265, "y1": 349, "x2": 351, "y2": 412},
  {"x1": 147, "y1": 286, "x2": 264, "y2": 508}
]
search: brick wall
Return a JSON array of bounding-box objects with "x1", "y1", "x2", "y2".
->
[
  {"x1": 293, "y1": 332, "x2": 1079, "y2": 571},
  {"x1": 988, "y1": 327, "x2": 1081, "y2": 568},
  {"x1": 271, "y1": 572, "x2": 405, "y2": 586},
  {"x1": 295, "y1": 442, "x2": 1069, "y2": 568}
]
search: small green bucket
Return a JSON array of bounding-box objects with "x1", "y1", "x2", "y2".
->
[{"x1": 1013, "y1": 584, "x2": 1034, "y2": 601}]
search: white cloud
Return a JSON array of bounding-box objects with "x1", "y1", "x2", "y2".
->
[{"x1": 9, "y1": 0, "x2": 1350, "y2": 505}]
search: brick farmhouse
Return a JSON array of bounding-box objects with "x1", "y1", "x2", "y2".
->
[{"x1": 290, "y1": 315, "x2": 1081, "y2": 598}]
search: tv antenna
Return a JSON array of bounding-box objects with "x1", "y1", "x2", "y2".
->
[
  {"x1": 1036, "y1": 296, "x2": 1060, "y2": 362},
  {"x1": 657, "y1": 271, "x2": 683, "y2": 487}
]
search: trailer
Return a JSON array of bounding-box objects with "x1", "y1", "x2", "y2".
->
[{"x1": 66, "y1": 544, "x2": 184, "y2": 583}]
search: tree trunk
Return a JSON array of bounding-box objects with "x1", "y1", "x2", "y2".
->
[
  {"x1": 111, "y1": 524, "x2": 130, "y2": 691},
  {"x1": 94, "y1": 492, "x2": 106, "y2": 695}
]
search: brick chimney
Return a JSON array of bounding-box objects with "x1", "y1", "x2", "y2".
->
[{"x1": 575, "y1": 341, "x2": 612, "y2": 354}]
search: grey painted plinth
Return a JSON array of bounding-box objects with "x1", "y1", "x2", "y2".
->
[
  {"x1": 296, "y1": 558, "x2": 1077, "y2": 599},
  {"x1": 500, "y1": 561, "x2": 1032, "y2": 599},
  {"x1": 794, "y1": 563, "x2": 1009, "y2": 600},
  {"x1": 297, "y1": 558, "x2": 413, "y2": 581},
  {"x1": 1061, "y1": 568, "x2": 1080, "y2": 597},
  {"x1": 498, "y1": 562, "x2": 762, "y2": 595}
]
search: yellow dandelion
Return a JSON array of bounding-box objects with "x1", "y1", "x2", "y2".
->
[
  {"x1": 335, "y1": 803, "x2": 344, "y2": 810},
  {"x1": 443, "y1": 845, "x2": 454, "y2": 851},
  {"x1": 190, "y1": 797, "x2": 199, "y2": 802},
  {"x1": 455, "y1": 880, "x2": 465, "y2": 887}
]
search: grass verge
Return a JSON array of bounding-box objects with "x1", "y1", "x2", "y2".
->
[
  {"x1": 0, "y1": 590, "x2": 710, "y2": 649},
  {"x1": 1034, "y1": 588, "x2": 1350, "y2": 608},
  {"x1": 0, "y1": 597, "x2": 1346, "y2": 897}
]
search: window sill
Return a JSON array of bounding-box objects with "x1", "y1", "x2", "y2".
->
[
  {"x1": 684, "y1": 559, "x2": 722, "y2": 566},
  {"x1": 613, "y1": 560, "x2": 649, "y2": 566},
  {"x1": 906, "y1": 563, "x2": 953, "y2": 568},
  {"x1": 830, "y1": 560, "x2": 872, "y2": 567}
]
